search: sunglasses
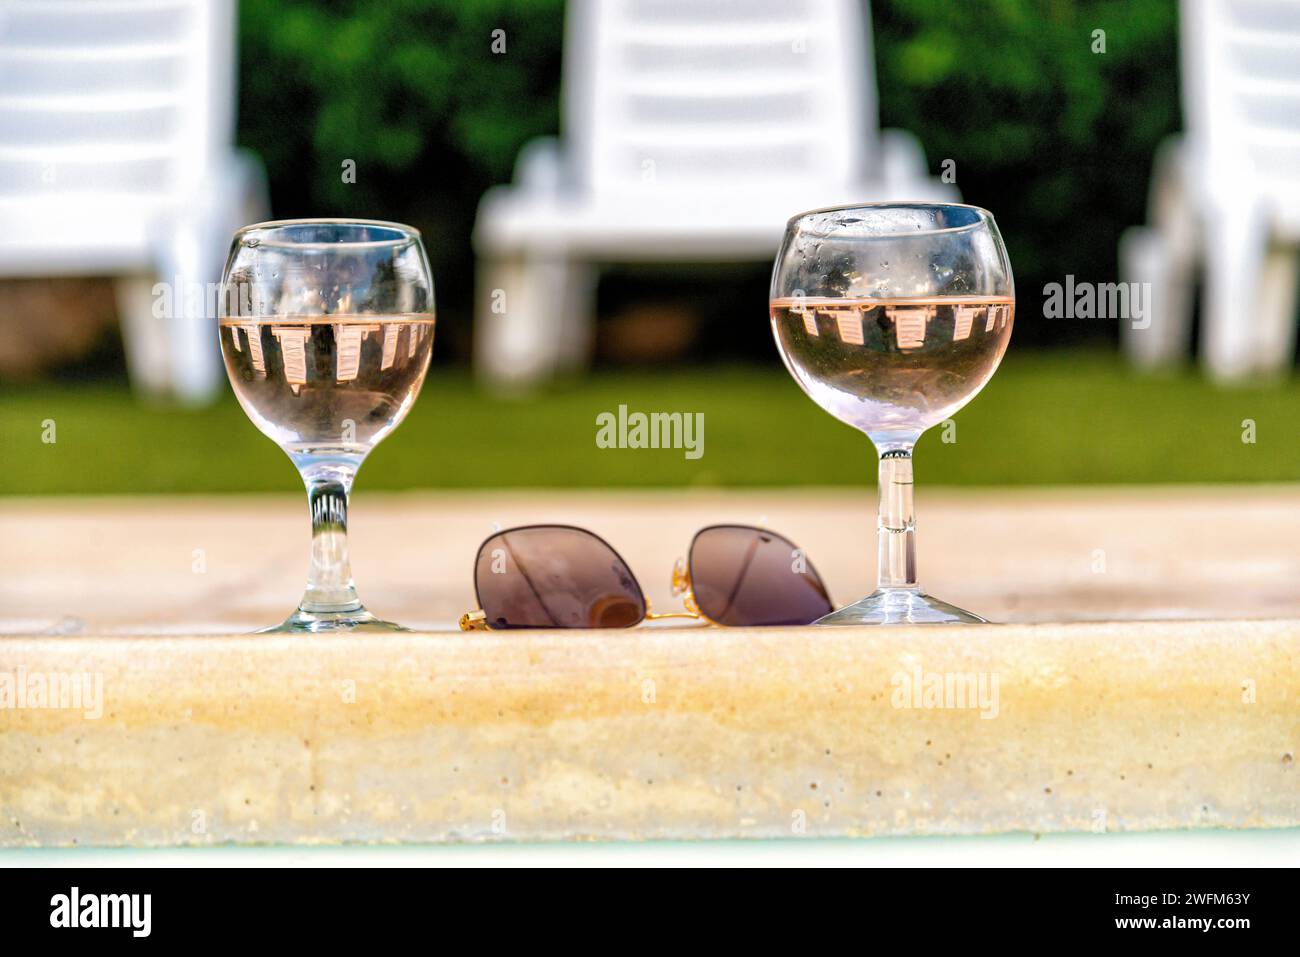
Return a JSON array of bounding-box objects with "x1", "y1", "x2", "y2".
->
[{"x1": 459, "y1": 524, "x2": 834, "y2": 630}]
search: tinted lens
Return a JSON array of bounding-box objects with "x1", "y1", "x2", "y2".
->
[
  {"x1": 688, "y1": 525, "x2": 833, "y2": 626},
  {"x1": 474, "y1": 526, "x2": 646, "y2": 629}
]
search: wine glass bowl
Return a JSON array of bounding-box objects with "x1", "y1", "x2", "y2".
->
[
  {"x1": 770, "y1": 203, "x2": 1013, "y2": 625},
  {"x1": 219, "y1": 219, "x2": 434, "y2": 633}
]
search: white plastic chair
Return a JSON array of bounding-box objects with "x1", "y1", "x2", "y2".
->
[
  {"x1": 1121, "y1": 0, "x2": 1300, "y2": 381},
  {"x1": 0, "y1": 0, "x2": 267, "y2": 402},
  {"x1": 472, "y1": 0, "x2": 958, "y2": 387}
]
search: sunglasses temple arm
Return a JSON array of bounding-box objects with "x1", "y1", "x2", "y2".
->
[
  {"x1": 463, "y1": 607, "x2": 698, "y2": 627},
  {"x1": 644, "y1": 609, "x2": 703, "y2": 621}
]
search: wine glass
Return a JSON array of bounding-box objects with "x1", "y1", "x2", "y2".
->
[
  {"x1": 770, "y1": 203, "x2": 1013, "y2": 625},
  {"x1": 219, "y1": 219, "x2": 435, "y2": 632}
]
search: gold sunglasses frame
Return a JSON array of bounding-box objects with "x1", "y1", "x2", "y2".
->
[{"x1": 461, "y1": 521, "x2": 833, "y2": 632}]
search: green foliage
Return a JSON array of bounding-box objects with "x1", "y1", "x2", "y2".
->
[{"x1": 240, "y1": 0, "x2": 563, "y2": 185}]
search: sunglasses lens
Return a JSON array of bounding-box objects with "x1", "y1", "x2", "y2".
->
[
  {"x1": 689, "y1": 526, "x2": 833, "y2": 626},
  {"x1": 474, "y1": 526, "x2": 646, "y2": 629}
]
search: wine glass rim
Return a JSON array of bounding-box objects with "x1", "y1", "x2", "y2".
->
[
  {"x1": 785, "y1": 201, "x2": 995, "y2": 236},
  {"x1": 234, "y1": 218, "x2": 422, "y2": 247}
]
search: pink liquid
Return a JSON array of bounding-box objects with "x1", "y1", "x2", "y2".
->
[{"x1": 770, "y1": 296, "x2": 1013, "y2": 435}]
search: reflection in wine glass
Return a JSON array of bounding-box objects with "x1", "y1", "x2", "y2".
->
[
  {"x1": 219, "y1": 219, "x2": 435, "y2": 633},
  {"x1": 770, "y1": 203, "x2": 1014, "y2": 625}
]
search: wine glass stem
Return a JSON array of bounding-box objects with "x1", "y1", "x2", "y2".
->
[
  {"x1": 298, "y1": 458, "x2": 363, "y2": 614},
  {"x1": 876, "y1": 445, "x2": 918, "y2": 590}
]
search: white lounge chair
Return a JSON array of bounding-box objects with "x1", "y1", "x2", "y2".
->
[
  {"x1": 472, "y1": 0, "x2": 958, "y2": 387},
  {"x1": 1121, "y1": 0, "x2": 1300, "y2": 381},
  {"x1": 0, "y1": 0, "x2": 267, "y2": 402}
]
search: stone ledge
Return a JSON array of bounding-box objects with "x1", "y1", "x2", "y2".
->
[{"x1": 2, "y1": 619, "x2": 1296, "y2": 845}]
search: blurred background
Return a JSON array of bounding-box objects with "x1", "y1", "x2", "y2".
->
[{"x1": 1, "y1": 0, "x2": 1297, "y2": 494}]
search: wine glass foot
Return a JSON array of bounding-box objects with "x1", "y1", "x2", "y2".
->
[
  {"x1": 814, "y1": 588, "x2": 988, "y2": 626},
  {"x1": 258, "y1": 606, "x2": 409, "y2": 634}
]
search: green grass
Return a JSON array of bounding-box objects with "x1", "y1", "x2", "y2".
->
[{"x1": 1, "y1": 351, "x2": 1297, "y2": 495}]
